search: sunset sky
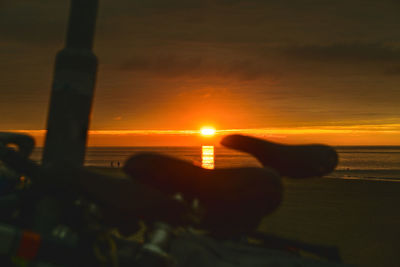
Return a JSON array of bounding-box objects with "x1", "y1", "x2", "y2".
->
[{"x1": 1, "y1": 0, "x2": 399, "y2": 146}]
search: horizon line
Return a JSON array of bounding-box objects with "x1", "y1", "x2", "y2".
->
[{"x1": 4, "y1": 123, "x2": 400, "y2": 135}]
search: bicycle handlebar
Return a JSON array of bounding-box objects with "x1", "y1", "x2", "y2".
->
[{"x1": 221, "y1": 134, "x2": 338, "y2": 178}]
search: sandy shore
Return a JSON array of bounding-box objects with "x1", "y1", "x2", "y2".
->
[
  {"x1": 91, "y1": 167, "x2": 399, "y2": 266},
  {"x1": 258, "y1": 177, "x2": 400, "y2": 267}
]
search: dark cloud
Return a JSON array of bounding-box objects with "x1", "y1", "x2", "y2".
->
[
  {"x1": 113, "y1": 0, "x2": 205, "y2": 10},
  {"x1": 0, "y1": 1, "x2": 68, "y2": 44},
  {"x1": 1, "y1": 0, "x2": 400, "y2": 132},
  {"x1": 120, "y1": 55, "x2": 278, "y2": 81},
  {"x1": 282, "y1": 43, "x2": 400, "y2": 63},
  {"x1": 2, "y1": 0, "x2": 399, "y2": 47},
  {"x1": 120, "y1": 55, "x2": 204, "y2": 77},
  {"x1": 384, "y1": 66, "x2": 400, "y2": 75}
]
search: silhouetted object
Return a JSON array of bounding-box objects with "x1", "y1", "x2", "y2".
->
[
  {"x1": 42, "y1": 0, "x2": 99, "y2": 167},
  {"x1": 0, "y1": 132, "x2": 345, "y2": 265},
  {"x1": 39, "y1": 0, "x2": 99, "y2": 235},
  {"x1": 221, "y1": 134, "x2": 338, "y2": 178},
  {"x1": 0, "y1": 132, "x2": 34, "y2": 158},
  {"x1": 123, "y1": 153, "x2": 282, "y2": 236},
  {"x1": 0, "y1": 133, "x2": 39, "y2": 177}
]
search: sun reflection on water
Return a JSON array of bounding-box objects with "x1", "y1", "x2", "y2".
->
[{"x1": 202, "y1": 145, "x2": 214, "y2": 169}]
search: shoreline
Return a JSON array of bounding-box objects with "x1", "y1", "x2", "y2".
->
[
  {"x1": 326, "y1": 175, "x2": 400, "y2": 183},
  {"x1": 90, "y1": 166, "x2": 400, "y2": 182},
  {"x1": 88, "y1": 166, "x2": 400, "y2": 266},
  {"x1": 5, "y1": 161, "x2": 399, "y2": 264},
  {"x1": 259, "y1": 177, "x2": 400, "y2": 267}
]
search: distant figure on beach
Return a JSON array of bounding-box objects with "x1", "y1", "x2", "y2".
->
[{"x1": 117, "y1": 161, "x2": 120, "y2": 168}]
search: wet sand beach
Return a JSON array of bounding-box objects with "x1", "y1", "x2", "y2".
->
[
  {"x1": 91, "y1": 167, "x2": 400, "y2": 266},
  {"x1": 259, "y1": 177, "x2": 400, "y2": 267}
]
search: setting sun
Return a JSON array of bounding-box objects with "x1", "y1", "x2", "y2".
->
[{"x1": 200, "y1": 127, "x2": 216, "y2": 136}]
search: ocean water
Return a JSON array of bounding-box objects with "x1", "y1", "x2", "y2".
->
[{"x1": 29, "y1": 146, "x2": 400, "y2": 182}]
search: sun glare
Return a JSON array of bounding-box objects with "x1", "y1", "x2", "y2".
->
[{"x1": 200, "y1": 127, "x2": 216, "y2": 136}]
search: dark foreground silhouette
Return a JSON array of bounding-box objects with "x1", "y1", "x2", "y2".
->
[{"x1": 0, "y1": 132, "x2": 345, "y2": 266}]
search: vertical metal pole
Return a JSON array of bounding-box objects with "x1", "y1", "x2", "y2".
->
[{"x1": 42, "y1": 0, "x2": 99, "y2": 167}]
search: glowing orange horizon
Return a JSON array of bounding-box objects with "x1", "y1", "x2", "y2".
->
[
  {"x1": 4, "y1": 123, "x2": 400, "y2": 146},
  {"x1": 8, "y1": 123, "x2": 400, "y2": 135}
]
